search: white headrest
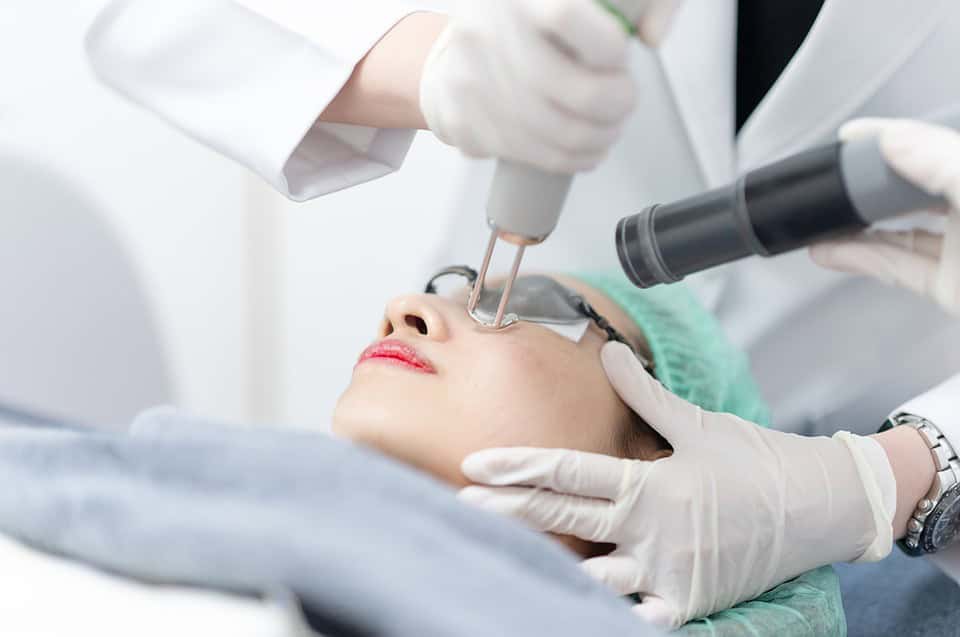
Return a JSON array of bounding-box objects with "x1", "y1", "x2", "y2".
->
[{"x1": 0, "y1": 155, "x2": 171, "y2": 428}]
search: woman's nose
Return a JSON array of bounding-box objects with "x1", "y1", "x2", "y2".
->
[{"x1": 380, "y1": 294, "x2": 450, "y2": 341}]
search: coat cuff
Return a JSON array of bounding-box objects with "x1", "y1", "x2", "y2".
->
[{"x1": 891, "y1": 373, "x2": 960, "y2": 447}]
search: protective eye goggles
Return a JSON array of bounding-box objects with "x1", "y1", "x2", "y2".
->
[{"x1": 424, "y1": 266, "x2": 652, "y2": 371}]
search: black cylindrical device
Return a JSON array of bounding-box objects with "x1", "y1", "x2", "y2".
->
[{"x1": 616, "y1": 109, "x2": 957, "y2": 288}]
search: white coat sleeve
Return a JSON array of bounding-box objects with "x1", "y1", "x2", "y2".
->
[
  {"x1": 85, "y1": 0, "x2": 440, "y2": 201},
  {"x1": 888, "y1": 373, "x2": 960, "y2": 582}
]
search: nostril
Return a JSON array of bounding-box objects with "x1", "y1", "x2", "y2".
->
[{"x1": 405, "y1": 314, "x2": 428, "y2": 335}]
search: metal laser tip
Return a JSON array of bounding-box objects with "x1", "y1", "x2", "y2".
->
[
  {"x1": 467, "y1": 230, "x2": 497, "y2": 319},
  {"x1": 466, "y1": 228, "x2": 524, "y2": 330},
  {"x1": 493, "y1": 243, "x2": 526, "y2": 328}
]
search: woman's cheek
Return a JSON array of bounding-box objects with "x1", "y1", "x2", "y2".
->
[
  {"x1": 484, "y1": 336, "x2": 619, "y2": 453},
  {"x1": 460, "y1": 345, "x2": 575, "y2": 446}
]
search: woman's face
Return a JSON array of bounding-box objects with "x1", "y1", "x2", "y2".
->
[{"x1": 333, "y1": 275, "x2": 659, "y2": 489}]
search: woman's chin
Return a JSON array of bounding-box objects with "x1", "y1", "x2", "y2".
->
[{"x1": 330, "y1": 387, "x2": 391, "y2": 439}]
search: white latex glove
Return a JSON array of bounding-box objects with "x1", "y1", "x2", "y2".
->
[
  {"x1": 419, "y1": 0, "x2": 681, "y2": 174},
  {"x1": 810, "y1": 118, "x2": 960, "y2": 314},
  {"x1": 460, "y1": 342, "x2": 895, "y2": 629}
]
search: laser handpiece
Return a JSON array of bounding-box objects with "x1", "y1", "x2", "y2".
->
[
  {"x1": 468, "y1": 162, "x2": 574, "y2": 328},
  {"x1": 468, "y1": 0, "x2": 640, "y2": 329},
  {"x1": 616, "y1": 107, "x2": 960, "y2": 288}
]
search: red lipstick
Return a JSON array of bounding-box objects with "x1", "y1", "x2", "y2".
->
[{"x1": 356, "y1": 339, "x2": 436, "y2": 374}]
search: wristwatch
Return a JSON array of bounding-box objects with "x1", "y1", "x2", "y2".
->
[{"x1": 879, "y1": 413, "x2": 960, "y2": 556}]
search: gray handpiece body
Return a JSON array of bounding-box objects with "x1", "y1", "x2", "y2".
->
[
  {"x1": 486, "y1": 161, "x2": 573, "y2": 243},
  {"x1": 841, "y1": 109, "x2": 958, "y2": 222}
]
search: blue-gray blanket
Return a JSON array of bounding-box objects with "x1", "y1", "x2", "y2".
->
[{"x1": 0, "y1": 408, "x2": 661, "y2": 637}]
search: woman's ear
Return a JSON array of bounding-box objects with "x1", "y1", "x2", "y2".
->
[
  {"x1": 647, "y1": 447, "x2": 673, "y2": 460},
  {"x1": 625, "y1": 410, "x2": 674, "y2": 461},
  {"x1": 620, "y1": 417, "x2": 674, "y2": 460}
]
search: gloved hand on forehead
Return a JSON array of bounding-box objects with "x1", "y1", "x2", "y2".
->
[
  {"x1": 460, "y1": 342, "x2": 894, "y2": 629},
  {"x1": 419, "y1": 0, "x2": 681, "y2": 174},
  {"x1": 811, "y1": 118, "x2": 960, "y2": 314}
]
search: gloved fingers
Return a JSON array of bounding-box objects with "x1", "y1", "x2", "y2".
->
[
  {"x1": 513, "y1": 92, "x2": 625, "y2": 155},
  {"x1": 521, "y1": 0, "x2": 632, "y2": 69},
  {"x1": 581, "y1": 553, "x2": 651, "y2": 595},
  {"x1": 538, "y1": 148, "x2": 611, "y2": 174},
  {"x1": 601, "y1": 341, "x2": 695, "y2": 447},
  {"x1": 434, "y1": 93, "x2": 501, "y2": 157},
  {"x1": 419, "y1": 23, "x2": 509, "y2": 155},
  {"x1": 878, "y1": 120, "x2": 960, "y2": 206},
  {"x1": 485, "y1": 90, "x2": 615, "y2": 172},
  {"x1": 838, "y1": 117, "x2": 900, "y2": 142},
  {"x1": 549, "y1": 68, "x2": 636, "y2": 126},
  {"x1": 422, "y1": 0, "x2": 635, "y2": 168},
  {"x1": 632, "y1": 595, "x2": 682, "y2": 630},
  {"x1": 809, "y1": 235, "x2": 940, "y2": 299},
  {"x1": 516, "y1": 30, "x2": 636, "y2": 125},
  {"x1": 458, "y1": 485, "x2": 619, "y2": 541},
  {"x1": 872, "y1": 229, "x2": 944, "y2": 258},
  {"x1": 450, "y1": 92, "x2": 610, "y2": 172},
  {"x1": 934, "y1": 211, "x2": 960, "y2": 314},
  {"x1": 811, "y1": 229, "x2": 943, "y2": 262},
  {"x1": 461, "y1": 446, "x2": 633, "y2": 499},
  {"x1": 840, "y1": 118, "x2": 960, "y2": 207},
  {"x1": 634, "y1": 0, "x2": 683, "y2": 47},
  {"x1": 500, "y1": 122, "x2": 610, "y2": 172}
]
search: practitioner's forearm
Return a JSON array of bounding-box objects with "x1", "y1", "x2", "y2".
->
[
  {"x1": 872, "y1": 427, "x2": 937, "y2": 539},
  {"x1": 320, "y1": 12, "x2": 448, "y2": 130}
]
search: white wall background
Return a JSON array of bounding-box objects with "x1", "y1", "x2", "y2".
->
[{"x1": 0, "y1": 1, "x2": 468, "y2": 428}]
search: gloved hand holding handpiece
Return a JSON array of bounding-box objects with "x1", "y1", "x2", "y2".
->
[
  {"x1": 419, "y1": 0, "x2": 681, "y2": 174},
  {"x1": 811, "y1": 118, "x2": 960, "y2": 314}
]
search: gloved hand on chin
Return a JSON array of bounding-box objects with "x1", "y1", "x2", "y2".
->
[
  {"x1": 811, "y1": 118, "x2": 960, "y2": 314},
  {"x1": 418, "y1": 0, "x2": 681, "y2": 174},
  {"x1": 459, "y1": 342, "x2": 895, "y2": 629}
]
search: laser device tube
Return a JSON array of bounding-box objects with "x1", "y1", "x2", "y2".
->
[{"x1": 616, "y1": 110, "x2": 959, "y2": 288}]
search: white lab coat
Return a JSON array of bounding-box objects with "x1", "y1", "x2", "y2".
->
[{"x1": 87, "y1": 0, "x2": 960, "y2": 569}]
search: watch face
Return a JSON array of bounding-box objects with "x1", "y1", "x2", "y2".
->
[{"x1": 923, "y1": 487, "x2": 960, "y2": 552}]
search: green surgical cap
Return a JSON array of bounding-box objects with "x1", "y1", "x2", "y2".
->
[
  {"x1": 679, "y1": 566, "x2": 846, "y2": 637},
  {"x1": 570, "y1": 272, "x2": 770, "y2": 426},
  {"x1": 570, "y1": 273, "x2": 845, "y2": 637}
]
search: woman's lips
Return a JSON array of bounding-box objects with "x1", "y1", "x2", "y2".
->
[{"x1": 356, "y1": 339, "x2": 436, "y2": 374}]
